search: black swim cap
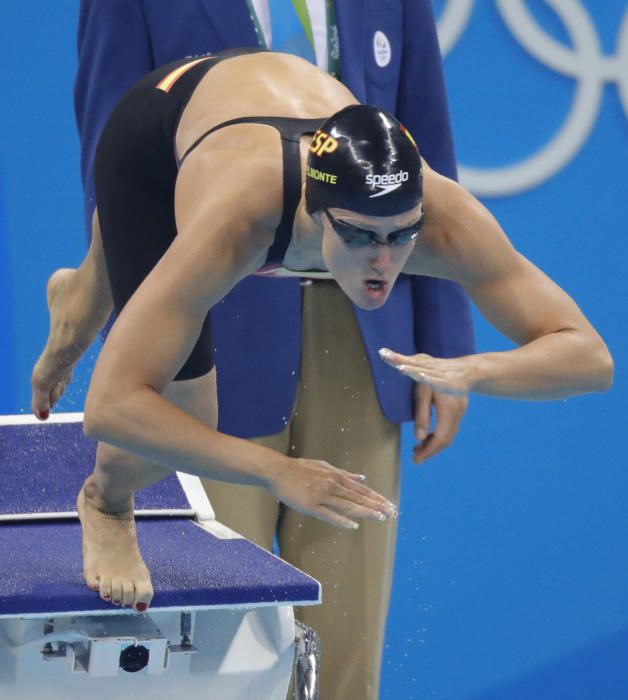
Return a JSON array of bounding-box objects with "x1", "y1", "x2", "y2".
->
[{"x1": 306, "y1": 104, "x2": 422, "y2": 217}]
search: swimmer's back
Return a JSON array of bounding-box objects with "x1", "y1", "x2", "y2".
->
[{"x1": 176, "y1": 52, "x2": 357, "y2": 159}]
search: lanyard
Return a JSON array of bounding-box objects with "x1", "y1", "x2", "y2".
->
[
  {"x1": 246, "y1": 0, "x2": 341, "y2": 79},
  {"x1": 326, "y1": 0, "x2": 340, "y2": 78}
]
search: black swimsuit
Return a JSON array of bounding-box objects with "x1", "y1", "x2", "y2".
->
[{"x1": 94, "y1": 48, "x2": 325, "y2": 380}]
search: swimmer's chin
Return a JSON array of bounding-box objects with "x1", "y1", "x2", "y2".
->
[{"x1": 353, "y1": 297, "x2": 389, "y2": 310}]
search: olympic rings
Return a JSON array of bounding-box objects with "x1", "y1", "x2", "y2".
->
[{"x1": 436, "y1": 0, "x2": 628, "y2": 196}]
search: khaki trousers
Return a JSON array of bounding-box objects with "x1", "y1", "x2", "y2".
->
[{"x1": 203, "y1": 280, "x2": 401, "y2": 700}]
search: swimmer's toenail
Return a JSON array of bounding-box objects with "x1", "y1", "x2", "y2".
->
[
  {"x1": 38, "y1": 410, "x2": 49, "y2": 420},
  {"x1": 136, "y1": 603, "x2": 148, "y2": 612},
  {"x1": 113, "y1": 600, "x2": 121, "y2": 605},
  {"x1": 102, "y1": 593, "x2": 111, "y2": 599}
]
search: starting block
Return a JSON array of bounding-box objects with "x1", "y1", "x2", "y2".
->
[{"x1": 0, "y1": 413, "x2": 321, "y2": 699}]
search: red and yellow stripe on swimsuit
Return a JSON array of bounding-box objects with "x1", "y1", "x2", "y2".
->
[{"x1": 156, "y1": 56, "x2": 214, "y2": 93}]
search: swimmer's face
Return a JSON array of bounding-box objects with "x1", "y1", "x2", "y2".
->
[{"x1": 320, "y1": 205, "x2": 423, "y2": 309}]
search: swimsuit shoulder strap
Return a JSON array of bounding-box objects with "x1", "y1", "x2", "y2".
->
[{"x1": 179, "y1": 116, "x2": 325, "y2": 261}]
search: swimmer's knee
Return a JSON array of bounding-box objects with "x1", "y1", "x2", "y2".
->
[{"x1": 165, "y1": 370, "x2": 217, "y2": 427}]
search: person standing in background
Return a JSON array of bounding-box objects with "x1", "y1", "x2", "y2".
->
[{"x1": 73, "y1": 2, "x2": 475, "y2": 697}]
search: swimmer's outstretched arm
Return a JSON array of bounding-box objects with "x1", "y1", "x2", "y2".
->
[
  {"x1": 84, "y1": 148, "x2": 396, "y2": 528},
  {"x1": 390, "y1": 166, "x2": 614, "y2": 400}
]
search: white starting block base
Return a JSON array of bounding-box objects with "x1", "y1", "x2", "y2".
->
[
  {"x1": 0, "y1": 414, "x2": 321, "y2": 699},
  {"x1": 0, "y1": 607, "x2": 295, "y2": 700}
]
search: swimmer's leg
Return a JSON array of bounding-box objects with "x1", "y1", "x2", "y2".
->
[
  {"x1": 79, "y1": 370, "x2": 218, "y2": 611},
  {"x1": 32, "y1": 210, "x2": 113, "y2": 418}
]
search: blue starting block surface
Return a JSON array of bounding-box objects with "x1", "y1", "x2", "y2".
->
[
  {"x1": 0, "y1": 518, "x2": 319, "y2": 617},
  {"x1": 0, "y1": 415, "x2": 191, "y2": 517},
  {"x1": 0, "y1": 414, "x2": 193, "y2": 519},
  {"x1": 0, "y1": 414, "x2": 320, "y2": 617}
]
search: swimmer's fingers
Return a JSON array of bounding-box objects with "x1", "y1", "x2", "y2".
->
[
  {"x1": 379, "y1": 348, "x2": 472, "y2": 397},
  {"x1": 346, "y1": 472, "x2": 368, "y2": 482},
  {"x1": 271, "y1": 459, "x2": 396, "y2": 527},
  {"x1": 313, "y1": 506, "x2": 360, "y2": 530},
  {"x1": 334, "y1": 475, "x2": 397, "y2": 517},
  {"x1": 323, "y1": 492, "x2": 393, "y2": 524},
  {"x1": 413, "y1": 392, "x2": 467, "y2": 465},
  {"x1": 411, "y1": 384, "x2": 468, "y2": 464},
  {"x1": 414, "y1": 382, "x2": 433, "y2": 442},
  {"x1": 309, "y1": 472, "x2": 396, "y2": 523},
  {"x1": 315, "y1": 482, "x2": 398, "y2": 528}
]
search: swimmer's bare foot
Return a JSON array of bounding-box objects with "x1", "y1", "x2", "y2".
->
[
  {"x1": 77, "y1": 479, "x2": 154, "y2": 612},
  {"x1": 32, "y1": 268, "x2": 110, "y2": 418}
]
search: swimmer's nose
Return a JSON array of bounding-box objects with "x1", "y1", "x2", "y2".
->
[{"x1": 368, "y1": 244, "x2": 393, "y2": 274}]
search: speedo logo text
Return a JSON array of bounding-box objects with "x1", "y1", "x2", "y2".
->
[{"x1": 366, "y1": 171, "x2": 409, "y2": 198}]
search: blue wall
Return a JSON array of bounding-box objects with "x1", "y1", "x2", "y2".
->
[
  {"x1": 384, "y1": 2, "x2": 628, "y2": 698},
  {"x1": 0, "y1": 1, "x2": 95, "y2": 415},
  {"x1": 1, "y1": 1, "x2": 626, "y2": 698}
]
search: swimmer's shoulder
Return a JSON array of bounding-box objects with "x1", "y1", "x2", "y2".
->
[
  {"x1": 175, "y1": 134, "x2": 283, "y2": 266},
  {"x1": 405, "y1": 160, "x2": 491, "y2": 280}
]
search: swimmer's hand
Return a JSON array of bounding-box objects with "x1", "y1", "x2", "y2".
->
[
  {"x1": 269, "y1": 458, "x2": 397, "y2": 529},
  {"x1": 379, "y1": 347, "x2": 470, "y2": 464},
  {"x1": 379, "y1": 348, "x2": 474, "y2": 397}
]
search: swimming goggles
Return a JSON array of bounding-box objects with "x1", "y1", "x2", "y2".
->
[{"x1": 324, "y1": 209, "x2": 422, "y2": 247}]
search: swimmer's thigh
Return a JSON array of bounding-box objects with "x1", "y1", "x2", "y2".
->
[
  {"x1": 279, "y1": 280, "x2": 401, "y2": 700},
  {"x1": 94, "y1": 98, "x2": 212, "y2": 381}
]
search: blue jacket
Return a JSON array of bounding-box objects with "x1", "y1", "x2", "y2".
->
[{"x1": 75, "y1": 0, "x2": 475, "y2": 437}]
